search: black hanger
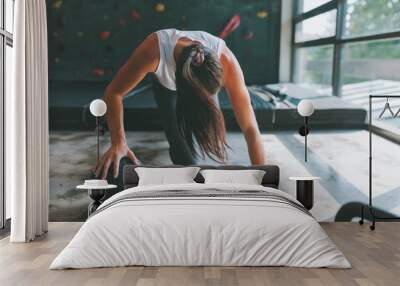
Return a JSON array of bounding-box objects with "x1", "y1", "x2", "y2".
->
[
  {"x1": 378, "y1": 98, "x2": 395, "y2": 118},
  {"x1": 395, "y1": 106, "x2": 400, "y2": 118}
]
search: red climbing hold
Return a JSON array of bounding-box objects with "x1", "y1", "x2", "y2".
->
[
  {"x1": 119, "y1": 19, "x2": 127, "y2": 27},
  {"x1": 130, "y1": 9, "x2": 141, "y2": 22},
  {"x1": 92, "y1": 68, "x2": 105, "y2": 77},
  {"x1": 99, "y1": 31, "x2": 111, "y2": 41},
  {"x1": 243, "y1": 31, "x2": 254, "y2": 40},
  {"x1": 218, "y1": 14, "x2": 241, "y2": 39}
]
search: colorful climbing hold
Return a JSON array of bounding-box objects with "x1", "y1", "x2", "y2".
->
[
  {"x1": 53, "y1": 0, "x2": 63, "y2": 9},
  {"x1": 257, "y1": 10, "x2": 268, "y2": 18},
  {"x1": 92, "y1": 68, "x2": 105, "y2": 77},
  {"x1": 218, "y1": 14, "x2": 241, "y2": 39},
  {"x1": 99, "y1": 31, "x2": 111, "y2": 41},
  {"x1": 154, "y1": 3, "x2": 166, "y2": 13},
  {"x1": 119, "y1": 19, "x2": 127, "y2": 27},
  {"x1": 130, "y1": 9, "x2": 141, "y2": 22},
  {"x1": 243, "y1": 31, "x2": 254, "y2": 40}
]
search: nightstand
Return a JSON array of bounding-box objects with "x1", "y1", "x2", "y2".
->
[
  {"x1": 289, "y1": 177, "x2": 320, "y2": 210},
  {"x1": 77, "y1": 184, "x2": 117, "y2": 216}
]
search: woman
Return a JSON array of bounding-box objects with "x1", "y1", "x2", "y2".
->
[{"x1": 95, "y1": 29, "x2": 266, "y2": 179}]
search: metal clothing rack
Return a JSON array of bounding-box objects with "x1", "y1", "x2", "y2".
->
[{"x1": 359, "y1": 95, "x2": 400, "y2": 230}]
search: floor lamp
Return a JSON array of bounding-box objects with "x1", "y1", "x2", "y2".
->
[
  {"x1": 297, "y1": 100, "x2": 315, "y2": 162},
  {"x1": 89, "y1": 99, "x2": 107, "y2": 164}
]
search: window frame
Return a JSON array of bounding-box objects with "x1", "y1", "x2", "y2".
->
[
  {"x1": 291, "y1": 0, "x2": 400, "y2": 96},
  {"x1": 1, "y1": 0, "x2": 13, "y2": 230}
]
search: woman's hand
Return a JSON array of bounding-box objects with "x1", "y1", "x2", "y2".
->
[
  {"x1": 96, "y1": 34, "x2": 158, "y2": 180},
  {"x1": 94, "y1": 143, "x2": 140, "y2": 179}
]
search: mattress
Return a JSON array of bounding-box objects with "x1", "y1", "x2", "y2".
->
[{"x1": 50, "y1": 183, "x2": 351, "y2": 269}]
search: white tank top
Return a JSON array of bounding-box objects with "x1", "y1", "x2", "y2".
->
[{"x1": 154, "y1": 29, "x2": 225, "y2": 91}]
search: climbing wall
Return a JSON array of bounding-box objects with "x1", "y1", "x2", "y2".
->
[{"x1": 47, "y1": 0, "x2": 281, "y2": 85}]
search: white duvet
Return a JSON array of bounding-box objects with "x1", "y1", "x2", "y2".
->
[{"x1": 50, "y1": 183, "x2": 350, "y2": 269}]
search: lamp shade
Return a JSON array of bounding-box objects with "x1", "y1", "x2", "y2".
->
[
  {"x1": 89, "y1": 99, "x2": 107, "y2": 117},
  {"x1": 297, "y1": 99, "x2": 314, "y2": 117}
]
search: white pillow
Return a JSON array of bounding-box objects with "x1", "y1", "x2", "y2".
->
[
  {"x1": 200, "y1": 169, "x2": 266, "y2": 185},
  {"x1": 135, "y1": 167, "x2": 200, "y2": 186}
]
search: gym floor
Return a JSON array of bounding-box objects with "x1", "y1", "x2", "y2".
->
[{"x1": 49, "y1": 130, "x2": 400, "y2": 222}]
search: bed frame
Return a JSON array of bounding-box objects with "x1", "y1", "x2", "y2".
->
[{"x1": 123, "y1": 165, "x2": 280, "y2": 189}]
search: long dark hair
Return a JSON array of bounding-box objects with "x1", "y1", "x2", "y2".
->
[{"x1": 176, "y1": 43, "x2": 228, "y2": 162}]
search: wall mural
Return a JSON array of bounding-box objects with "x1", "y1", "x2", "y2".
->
[
  {"x1": 47, "y1": 0, "x2": 281, "y2": 221},
  {"x1": 48, "y1": 0, "x2": 400, "y2": 224}
]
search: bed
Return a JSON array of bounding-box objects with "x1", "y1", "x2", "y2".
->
[{"x1": 50, "y1": 165, "x2": 350, "y2": 269}]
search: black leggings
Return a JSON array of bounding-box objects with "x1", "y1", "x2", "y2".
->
[{"x1": 152, "y1": 79, "x2": 197, "y2": 165}]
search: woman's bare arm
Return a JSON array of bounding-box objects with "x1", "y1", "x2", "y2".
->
[
  {"x1": 95, "y1": 34, "x2": 159, "y2": 179},
  {"x1": 221, "y1": 46, "x2": 266, "y2": 165}
]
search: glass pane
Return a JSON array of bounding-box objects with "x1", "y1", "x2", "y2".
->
[
  {"x1": 5, "y1": 0, "x2": 14, "y2": 33},
  {"x1": 340, "y1": 39, "x2": 400, "y2": 133},
  {"x1": 0, "y1": 0, "x2": 2, "y2": 29},
  {"x1": 5, "y1": 44, "x2": 13, "y2": 219},
  {"x1": 295, "y1": 9, "x2": 337, "y2": 42},
  {"x1": 0, "y1": 39, "x2": 3, "y2": 227},
  {"x1": 298, "y1": 0, "x2": 332, "y2": 14},
  {"x1": 294, "y1": 45, "x2": 334, "y2": 95},
  {"x1": 344, "y1": 0, "x2": 400, "y2": 38}
]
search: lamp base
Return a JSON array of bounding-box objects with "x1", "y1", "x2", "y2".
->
[{"x1": 298, "y1": 125, "x2": 310, "y2": 136}]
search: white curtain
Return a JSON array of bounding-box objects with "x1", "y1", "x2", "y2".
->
[{"x1": 7, "y1": 0, "x2": 49, "y2": 242}]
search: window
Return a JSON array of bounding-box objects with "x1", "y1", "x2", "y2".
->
[
  {"x1": 294, "y1": 45, "x2": 334, "y2": 95},
  {"x1": 5, "y1": 0, "x2": 12, "y2": 33},
  {"x1": 344, "y1": 0, "x2": 400, "y2": 38},
  {"x1": 297, "y1": 0, "x2": 333, "y2": 14},
  {"x1": 292, "y1": 0, "x2": 400, "y2": 134},
  {"x1": 295, "y1": 9, "x2": 337, "y2": 42},
  {"x1": 292, "y1": 1, "x2": 337, "y2": 93},
  {"x1": 1, "y1": 0, "x2": 14, "y2": 229},
  {"x1": 341, "y1": 39, "x2": 400, "y2": 96}
]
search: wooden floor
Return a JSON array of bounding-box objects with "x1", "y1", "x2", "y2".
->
[{"x1": 0, "y1": 222, "x2": 399, "y2": 286}]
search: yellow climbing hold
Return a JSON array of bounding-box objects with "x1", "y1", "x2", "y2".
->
[
  {"x1": 53, "y1": 0, "x2": 63, "y2": 9},
  {"x1": 155, "y1": 3, "x2": 166, "y2": 13},
  {"x1": 257, "y1": 10, "x2": 268, "y2": 19}
]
